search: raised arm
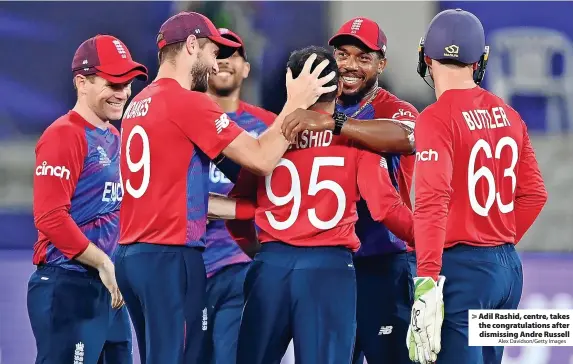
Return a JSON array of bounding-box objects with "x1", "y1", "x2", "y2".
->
[{"x1": 220, "y1": 54, "x2": 337, "y2": 176}]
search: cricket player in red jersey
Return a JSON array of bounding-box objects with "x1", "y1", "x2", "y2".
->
[
  {"x1": 28, "y1": 35, "x2": 147, "y2": 364},
  {"x1": 203, "y1": 28, "x2": 276, "y2": 364},
  {"x1": 406, "y1": 9, "x2": 548, "y2": 364},
  {"x1": 228, "y1": 46, "x2": 414, "y2": 364},
  {"x1": 282, "y1": 17, "x2": 419, "y2": 364},
  {"x1": 114, "y1": 11, "x2": 336, "y2": 364}
]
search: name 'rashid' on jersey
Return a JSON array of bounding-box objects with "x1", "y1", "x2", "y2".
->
[{"x1": 289, "y1": 130, "x2": 334, "y2": 150}]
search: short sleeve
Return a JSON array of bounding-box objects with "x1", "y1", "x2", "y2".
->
[{"x1": 171, "y1": 91, "x2": 243, "y2": 159}]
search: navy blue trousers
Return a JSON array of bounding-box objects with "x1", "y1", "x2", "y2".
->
[
  {"x1": 203, "y1": 262, "x2": 250, "y2": 364},
  {"x1": 437, "y1": 243, "x2": 523, "y2": 364},
  {"x1": 237, "y1": 242, "x2": 357, "y2": 364},
  {"x1": 115, "y1": 243, "x2": 208, "y2": 364},
  {"x1": 352, "y1": 252, "x2": 416, "y2": 364},
  {"x1": 27, "y1": 265, "x2": 132, "y2": 364}
]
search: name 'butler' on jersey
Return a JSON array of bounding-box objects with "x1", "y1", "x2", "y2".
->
[{"x1": 118, "y1": 78, "x2": 243, "y2": 247}]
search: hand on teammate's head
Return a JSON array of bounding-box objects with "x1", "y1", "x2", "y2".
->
[{"x1": 285, "y1": 47, "x2": 339, "y2": 109}]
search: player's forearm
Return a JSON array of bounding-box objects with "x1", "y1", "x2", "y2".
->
[
  {"x1": 208, "y1": 193, "x2": 256, "y2": 221},
  {"x1": 251, "y1": 103, "x2": 297, "y2": 175},
  {"x1": 336, "y1": 118, "x2": 414, "y2": 154},
  {"x1": 34, "y1": 207, "x2": 91, "y2": 259},
  {"x1": 514, "y1": 188, "x2": 548, "y2": 242},
  {"x1": 380, "y1": 203, "x2": 414, "y2": 244},
  {"x1": 414, "y1": 194, "x2": 450, "y2": 281},
  {"x1": 75, "y1": 242, "x2": 114, "y2": 271}
]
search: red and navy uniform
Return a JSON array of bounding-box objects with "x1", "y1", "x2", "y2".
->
[
  {"x1": 114, "y1": 78, "x2": 242, "y2": 364},
  {"x1": 204, "y1": 102, "x2": 275, "y2": 278},
  {"x1": 202, "y1": 101, "x2": 275, "y2": 364},
  {"x1": 230, "y1": 110, "x2": 412, "y2": 364},
  {"x1": 32, "y1": 112, "x2": 123, "y2": 269},
  {"x1": 28, "y1": 111, "x2": 131, "y2": 364},
  {"x1": 337, "y1": 88, "x2": 419, "y2": 364},
  {"x1": 336, "y1": 88, "x2": 417, "y2": 256},
  {"x1": 414, "y1": 87, "x2": 547, "y2": 363}
]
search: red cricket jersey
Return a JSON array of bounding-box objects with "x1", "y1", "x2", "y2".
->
[
  {"x1": 230, "y1": 111, "x2": 414, "y2": 251},
  {"x1": 414, "y1": 87, "x2": 547, "y2": 279},
  {"x1": 119, "y1": 78, "x2": 242, "y2": 247}
]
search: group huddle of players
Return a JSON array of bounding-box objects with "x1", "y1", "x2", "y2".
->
[{"x1": 29, "y1": 7, "x2": 547, "y2": 364}]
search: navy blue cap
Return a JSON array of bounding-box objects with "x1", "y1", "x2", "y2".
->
[{"x1": 424, "y1": 8, "x2": 485, "y2": 64}]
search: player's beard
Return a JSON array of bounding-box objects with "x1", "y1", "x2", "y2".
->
[
  {"x1": 338, "y1": 75, "x2": 379, "y2": 106},
  {"x1": 190, "y1": 59, "x2": 211, "y2": 93}
]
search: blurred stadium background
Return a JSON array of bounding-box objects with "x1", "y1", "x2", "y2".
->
[{"x1": 0, "y1": 1, "x2": 571, "y2": 363}]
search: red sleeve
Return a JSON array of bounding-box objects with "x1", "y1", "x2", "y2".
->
[
  {"x1": 357, "y1": 149, "x2": 414, "y2": 243},
  {"x1": 225, "y1": 169, "x2": 259, "y2": 251},
  {"x1": 514, "y1": 119, "x2": 547, "y2": 242},
  {"x1": 413, "y1": 109, "x2": 454, "y2": 280},
  {"x1": 384, "y1": 102, "x2": 419, "y2": 208},
  {"x1": 397, "y1": 155, "x2": 414, "y2": 209},
  {"x1": 172, "y1": 91, "x2": 243, "y2": 159},
  {"x1": 33, "y1": 124, "x2": 90, "y2": 259}
]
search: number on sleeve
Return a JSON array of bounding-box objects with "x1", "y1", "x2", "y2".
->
[
  {"x1": 468, "y1": 137, "x2": 518, "y2": 216},
  {"x1": 125, "y1": 125, "x2": 151, "y2": 198},
  {"x1": 265, "y1": 157, "x2": 346, "y2": 231}
]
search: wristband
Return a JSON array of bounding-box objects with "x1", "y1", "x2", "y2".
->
[
  {"x1": 235, "y1": 199, "x2": 256, "y2": 220},
  {"x1": 332, "y1": 110, "x2": 348, "y2": 135}
]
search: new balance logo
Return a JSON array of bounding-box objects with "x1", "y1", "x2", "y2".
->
[
  {"x1": 35, "y1": 161, "x2": 71, "y2": 180},
  {"x1": 97, "y1": 146, "x2": 111, "y2": 167},
  {"x1": 215, "y1": 114, "x2": 230, "y2": 134},
  {"x1": 73, "y1": 342, "x2": 84, "y2": 364},
  {"x1": 379, "y1": 157, "x2": 388, "y2": 169},
  {"x1": 378, "y1": 326, "x2": 393, "y2": 335},
  {"x1": 112, "y1": 39, "x2": 127, "y2": 59},
  {"x1": 415, "y1": 149, "x2": 439, "y2": 162}
]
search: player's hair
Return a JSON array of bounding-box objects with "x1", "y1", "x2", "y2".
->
[
  {"x1": 72, "y1": 74, "x2": 96, "y2": 91},
  {"x1": 287, "y1": 46, "x2": 340, "y2": 104},
  {"x1": 158, "y1": 38, "x2": 209, "y2": 66}
]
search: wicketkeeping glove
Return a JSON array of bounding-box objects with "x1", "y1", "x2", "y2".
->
[{"x1": 406, "y1": 276, "x2": 446, "y2": 364}]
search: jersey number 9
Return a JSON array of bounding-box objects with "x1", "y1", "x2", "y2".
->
[{"x1": 122, "y1": 125, "x2": 151, "y2": 198}]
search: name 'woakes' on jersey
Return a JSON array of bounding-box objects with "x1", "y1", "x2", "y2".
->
[{"x1": 33, "y1": 111, "x2": 123, "y2": 272}]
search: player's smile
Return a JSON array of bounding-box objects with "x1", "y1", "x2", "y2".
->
[
  {"x1": 106, "y1": 99, "x2": 125, "y2": 110},
  {"x1": 215, "y1": 68, "x2": 235, "y2": 79},
  {"x1": 340, "y1": 72, "x2": 365, "y2": 92}
]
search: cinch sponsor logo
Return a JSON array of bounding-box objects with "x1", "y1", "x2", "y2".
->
[
  {"x1": 415, "y1": 149, "x2": 439, "y2": 162},
  {"x1": 35, "y1": 161, "x2": 71, "y2": 180}
]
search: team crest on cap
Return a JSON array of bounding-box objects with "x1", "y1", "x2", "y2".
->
[
  {"x1": 444, "y1": 45, "x2": 459, "y2": 57},
  {"x1": 112, "y1": 39, "x2": 127, "y2": 59},
  {"x1": 156, "y1": 33, "x2": 164, "y2": 43},
  {"x1": 351, "y1": 18, "x2": 363, "y2": 34}
]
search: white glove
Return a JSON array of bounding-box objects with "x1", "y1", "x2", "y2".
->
[{"x1": 407, "y1": 276, "x2": 446, "y2": 363}]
